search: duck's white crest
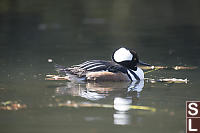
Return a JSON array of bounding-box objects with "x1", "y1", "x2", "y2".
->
[{"x1": 113, "y1": 47, "x2": 133, "y2": 62}]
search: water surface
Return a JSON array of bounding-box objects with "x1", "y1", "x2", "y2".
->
[{"x1": 0, "y1": 0, "x2": 200, "y2": 133}]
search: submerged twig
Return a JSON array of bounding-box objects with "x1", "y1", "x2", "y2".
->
[
  {"x1": 49, "y1": 101, "x2": 156, "y2": 112},
  {"x1": 0, "y1": 100, "x2": 156, "y2": 112}
]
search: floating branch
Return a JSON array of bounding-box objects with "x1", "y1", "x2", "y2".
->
[
  {"x1": 46, "y1": 75, "x2": 188, "y2": 83},
  {"x1": 145, "y1": 78, "x2": 188, "y2": 84},
  {"x1": 140, "y1": 65, "x2": 197, "y2": 70},
  {"x1": 45, "y1": 75, "x2": 70, "y2": 80}
]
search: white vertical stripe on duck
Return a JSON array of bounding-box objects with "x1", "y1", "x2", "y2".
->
[{"x1": 127, "y1": 67, "x2": 144, "y2": 81}]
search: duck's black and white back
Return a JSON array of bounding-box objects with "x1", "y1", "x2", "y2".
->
[{"x1": 55, "y1": 47, "x2": 147, "y2": 82}]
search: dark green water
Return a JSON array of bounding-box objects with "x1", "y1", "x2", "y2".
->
[{"x1": 0, "y1": 0, "x2": 200, "y2": 133}]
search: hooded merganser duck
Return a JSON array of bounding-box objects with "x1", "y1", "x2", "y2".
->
[{"x1": 55, "y1": 47, "x2": 150, "y2": 82}]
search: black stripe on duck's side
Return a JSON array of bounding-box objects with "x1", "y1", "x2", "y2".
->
[
  {"x1": 71, "y1": 60, "x2": 108, "y2": 71},
  {"x1": 55, "y1": 60, "x2": 128, "y2": 76},
  {"x1": 127, "y1": 69, "x2": 140, "y2": 81}
]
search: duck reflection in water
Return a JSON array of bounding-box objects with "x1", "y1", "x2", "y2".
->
[
  {"x1": 113, "y1": 80, "x2": 144, "y2": 125},
  {"x1": 54, "y1": 80, "x2": 144, "y2": 125},
  {"x1": 55, "y1": 80, "x2": 144, "y2": 101}
]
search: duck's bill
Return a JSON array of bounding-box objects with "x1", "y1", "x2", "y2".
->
[{"x1": 139, "y1": 60, "x2": 151, "y2": 66}]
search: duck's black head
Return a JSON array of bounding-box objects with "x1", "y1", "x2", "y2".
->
[{"x1": 112, "y1": 47, "x2": 150, "y2": 71}]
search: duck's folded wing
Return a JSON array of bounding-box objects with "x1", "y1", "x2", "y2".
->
[{"x1": 55, "y1": 60, "x2": 127, "y2": 77}]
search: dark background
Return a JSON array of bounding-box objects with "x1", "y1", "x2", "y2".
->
[{"x1": 0, "y1": 0, "x2": 200, "y2": 67}]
